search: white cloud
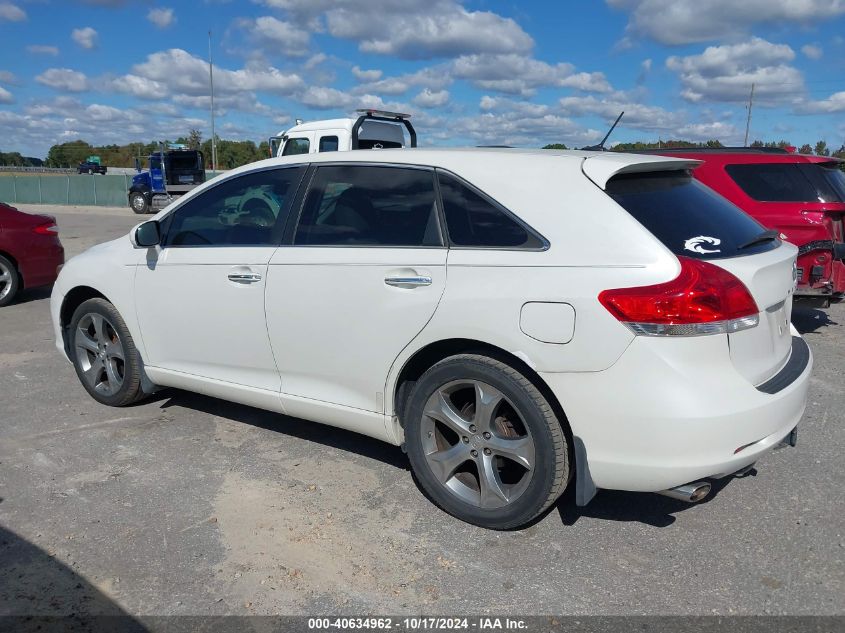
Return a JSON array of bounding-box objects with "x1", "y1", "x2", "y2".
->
[
  {"x1": 299, "y1": 86, "x2": 354, "y2": 109},
  {"x1": 112, "y1": 74, "x2": 166, "y2": 99},
  {"x1": 801, "y1": 44, "x2": 823, "y2": 60},
  {"x1": 452, "y1": 54, "x2": 611, "y2": 96},
  {"x1": 608, "y1": 0, "x2": 845, "y2": 45},
  {"x1": 796, "y1": 92, "x2": 845, "y2": 114},
  {"x1": 35, "y1": 68, "x2": 89, "y2": 92},
  {"x1": 26, "y1": 45, "x2": 59, "y2": 55},
  {"x1": 131, "y1": 48, "x2": 305, "y2": 96},
  {"x1": 0, "y1": 70, "x2": 17, "y2": 84},
  {"x1": 147, "y1": 7, "x2": 175, "y2": 29},
  {"x1": 666, "y1": 37, "x2": 803, "y2": 103},
  {"x1": 0, "y1": 85, "x2": 13, "y2": 104},
  {"x1": 72, "y1": 27, "x2": 98, "y2": 50},
  {"x1": 262, "y1": 0, "x2": 533, "y2": 59},
  {"x1": 413, "y1": 88, "x2": 449, "y2": 108},
  {"x1": 352, "y1": 66, "x2": 382, "y2": 82},
  {"x1": 245, "y1": 15, "x2": 309, "y2": 56},
  {"x1": 0, "y1": 2, "x2": 25, "y2": 22}
]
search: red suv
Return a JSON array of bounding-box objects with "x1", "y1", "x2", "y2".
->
[
  {"x1": 0, "y1": 202, "x2": 65, "y2": 307},
  {"x1": 645, "y1": 148, "x2": 845, "y2": 303}
]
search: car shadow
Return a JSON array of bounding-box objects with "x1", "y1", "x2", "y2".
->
[
  {"x1": 0, "y1": 523, "x2": 145, "y2": 629},
  {"x1": 9, "y1": 285, "x2": 52, "y2": 306},
  {"x1": 791, "y1": 304, "x2": 839, "y2": 334},
  {"x1": 147, "y1": 388, "x2": 411, "y2": 472},
  {"x1": 555, "y1": 471, "x2": 744, "y2": 528}
]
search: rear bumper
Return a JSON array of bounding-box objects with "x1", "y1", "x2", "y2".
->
[
  {"x1": 19, "y1": 243, "x2": 64, "y2": 289},
  {"x1": 541, "y1": 327, "x2": 812, "y2": 493}
]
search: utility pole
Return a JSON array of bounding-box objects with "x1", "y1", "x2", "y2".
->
[
  {"x1": 208, "y1": 30, "x2": 217, "y2": 172},
  {"x1": 743, "y1": 83, "x2": 755, "y2": 147}
]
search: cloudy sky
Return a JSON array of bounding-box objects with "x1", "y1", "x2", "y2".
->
[{"x1": 1, "y1": 0, "x2": 844, "y2": 157}]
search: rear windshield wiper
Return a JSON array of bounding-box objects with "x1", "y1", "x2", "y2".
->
[{"x1": 738, "y1": 229, "x2": 780, "y2": 250}]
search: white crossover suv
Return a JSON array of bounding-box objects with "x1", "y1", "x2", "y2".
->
[{"x1": 50, "y1": 149, "x2": 811, "y2": 529}]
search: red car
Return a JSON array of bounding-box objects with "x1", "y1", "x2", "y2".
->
[
  {"x1": 645, "y1": 148, "x2": 845, "y2": 304},
  {"x1": 0, "y1": 202, "x2": 65, "y2": 307}
]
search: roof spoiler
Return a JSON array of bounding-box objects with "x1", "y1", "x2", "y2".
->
[
  {"x1": 351, "y1": 109, "x2": 417, "y2": 149},
  {"x1": 582, "y1": 154, "x2": 702, "y2": 189}
]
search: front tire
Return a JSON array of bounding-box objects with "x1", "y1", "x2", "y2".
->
[
  {"x1": 404, "y1": 354, "x2": 570, "y2": 529},
  {"x1": 0, "y1": 254, "x2": 20, "y2": 307},
  {"x1": 129, "y1": 191, "x2": 150, "y2": 214},
  {"x1": 68, "y1": 298, "x2": 146, "y2": 407}
]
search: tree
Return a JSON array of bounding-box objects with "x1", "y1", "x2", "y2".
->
[
  {"x1": 814, "y1": 140, "x2": 830, "y2": 156},
  {"x1": 542, "y1": 143, "x2": 568, "y2": 150},
  {"x1": 188, "y1": 129, "x2": 203, "y2": 151},
  {"x1": 799, "y1": 144, "x2": 813, "y2": 155}
]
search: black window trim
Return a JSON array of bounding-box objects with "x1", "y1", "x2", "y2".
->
[
  {"x1": 158, "y1": 164, "x2": 308, "y2": 249},
  {"x1": 283, "y1": 161, "x2": 448, "y2": 250},
  {"x1": 434, "y1": 168, "x2": 550, "y2": 252}
]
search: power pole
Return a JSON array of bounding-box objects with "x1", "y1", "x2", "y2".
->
[
  {"x1": 208, "y1": 30, "x2": 217, "y2": 172},
  {"x1": 743, "y1": 83, "x2": 755, "y2": 147}
]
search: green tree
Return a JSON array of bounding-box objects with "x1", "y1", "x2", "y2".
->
[
  {"x1": 187, "y1": 129, "x2": 203, "y2": 151},
  {"x1": 542, "y1": 143, "x2": 568, "y2": 150},
  {"x1": 799, "y1": 144, "x2": 813, "y2": 155},
  {"x1": 814, "y1": 140, "x2": 830, "y2": 156}
]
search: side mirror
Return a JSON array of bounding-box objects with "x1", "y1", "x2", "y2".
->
[{"x1": 134, "y1": 221, "x2": 161, "y2": 248}]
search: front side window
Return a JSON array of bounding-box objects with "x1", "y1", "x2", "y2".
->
[
  {"x1": 282, "y1": 137, "x2": 310, "y2": 156},
  {"x1": 294, "y1": 165, "x2": 441, "y2": 247},
  {"x1": 437, "y1": 170, "x2": 545, "y2": 248},
  {"x1": 163, "y1": 167, "x2": 304, "y2": 247},
  {"x1": 319, "y1": 136, "x2": 339, "y2": 152}
]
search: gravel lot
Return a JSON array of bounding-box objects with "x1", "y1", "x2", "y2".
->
[{"x1": 1, "y1": 204, "x2": 843, "y2": 616}]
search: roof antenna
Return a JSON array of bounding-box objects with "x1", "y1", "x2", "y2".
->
[{"x1": 581, "y1": 111, "x2": 624, "y2": 151}]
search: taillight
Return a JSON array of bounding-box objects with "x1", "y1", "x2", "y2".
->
[
  {"x1": 598, "y1": 256, "x2": 759, "y2": 336},
  {"x1": 32, "y1": 222, "x2": 59, "y2": 235}
]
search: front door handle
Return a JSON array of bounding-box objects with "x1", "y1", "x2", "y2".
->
[
  {"x1": 384, "y1": 276, "x2": 432, "y2": 288},
  {"x1": 228, "y1": 272, "x2": 262, "y2": 283}
]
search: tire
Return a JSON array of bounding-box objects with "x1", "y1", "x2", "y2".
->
[
  {"x1": 0, "y1": 254, "x2": 20, "y2": 307},
  {"x1": 68, "y1": 298, "x2": 146, "y2": 407},
  {"x1": 404, "y1": 354, "x2": 570, "y2": 529},
  {"x1": 129, "y1": 192, "x2": 150, "y2": 214}
]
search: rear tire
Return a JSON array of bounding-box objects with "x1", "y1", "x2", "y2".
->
[
  {"x1": 404, "y1": 354, "x2": 570, "y2": 529},
  {"x1": 130, "y1": 192, "x2": 150, "y2": 214},
  {"x1": 0, "y1": 254, "x2": 20, "y2": 307},
  {"x1": 68, "y1": 298, "x2": 146, "y2": 407}
]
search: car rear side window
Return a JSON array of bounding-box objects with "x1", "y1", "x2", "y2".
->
[
  {"x1": 725, "y1": 163, "x2": 842, "y2": 203},
  {"x1": 436, "y1": 171, "x2": 545, "y2": 249},
  {"x1": 294, "y1": 165, "x2": 442, "y2": 247},
  {"x1": 606, "y1": 170, "x2": 779, "y2": 259}
]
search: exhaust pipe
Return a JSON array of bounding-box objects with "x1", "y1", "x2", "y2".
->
[{"x1": 658, "y1": 481, "x2": 711, "y2": 503}]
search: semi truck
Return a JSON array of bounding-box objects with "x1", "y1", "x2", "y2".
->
[
  {"x1": 269, "y1": 109, "x2": 417, "y2": 157},
  {"x1": 128, "y1": 144, "x2": 206, "y2": 214}
]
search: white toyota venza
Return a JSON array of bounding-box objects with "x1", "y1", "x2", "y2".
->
[{"x1": 51, "y1": 149, "x2": 811, "y2": 529}]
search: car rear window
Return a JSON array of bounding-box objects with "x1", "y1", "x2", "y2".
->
[
  {"x1": 606, "y1": 170, "x2": 779, "y2": 260},
  {"x1": 725, "y1": 162, "x2": 843, "y2": 203}
]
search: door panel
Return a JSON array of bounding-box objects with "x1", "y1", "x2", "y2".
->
[{"x1": 265, "y1": 247, "x2": 446, "y2": 412}]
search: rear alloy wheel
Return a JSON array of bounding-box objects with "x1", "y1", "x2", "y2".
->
[
  {"x1": 405, "y1": 354, "x2": 570, "y2": 529},
  {"x1": 69, "y1": 298, "x2": 146, "y2": 406},
  {"x1": 0, "y1": 254, "x2": 20, "y2": 307},
  {"x1": 130, "y1": 192, "x2": 150, "y2": 214}
]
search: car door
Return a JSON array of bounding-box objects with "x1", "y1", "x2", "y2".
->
[
  {"x1": 134, "y1": 165, "x2": 305, "y2": 393},
  {"x1": 265, "y1": 163, "x2": 447, "y2": 413}
]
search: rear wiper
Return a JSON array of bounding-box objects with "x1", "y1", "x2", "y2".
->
[{"x1": 738, "y1": 229, "x2": 780, "y2": 250}]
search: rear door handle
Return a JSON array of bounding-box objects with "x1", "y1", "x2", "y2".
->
[
  {"x1": 228, "y1": 272, "x2": 262, "y2": 283},
  {"x1": 384, "y1": 276, "x2": 432, "y2": 288}
]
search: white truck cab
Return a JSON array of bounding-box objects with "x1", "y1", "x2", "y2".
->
[{"x1": 269, "y1": 109, "x2": 417, "y2": 157}]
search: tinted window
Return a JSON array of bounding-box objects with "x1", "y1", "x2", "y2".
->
[
  {"x1": 726, "y1": 163, "x2": 841, "y2": 203},
  {"x1": 282, "y1": 138, "x2": 310, "y2": 156},
  {"x1": 164, "y1": 167, "x2": 304, "y2": 247},
  {"x1": 319, "y1": 136, "x2": 339, "y2": 152},
  {"x1": 817, "y1": 163, "x2": 845, "y2": 201},
  {"x1": 294, "y1": 165, "x2": 441, "y2": 247},
  {"x1": 437, "y1": 171, "x2": 544, "y2": 248},
  {"x1": 607, "y1": 170, "x2": 778, "y2": 259}
]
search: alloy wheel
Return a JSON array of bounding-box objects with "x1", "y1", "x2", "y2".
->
[
  {"x1": 74, "y1": 313, "x2": 126, "y2": 396},
  {"x1": 421, "y1": 379, "x2": 536, "y2": 509},
  {"x1": 0, "y1": 261, "x2": 12, "y2": 302}
]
